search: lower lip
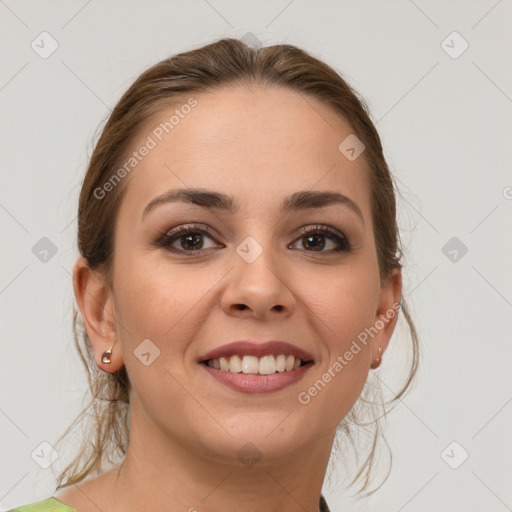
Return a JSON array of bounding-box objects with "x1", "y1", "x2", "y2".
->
[{"x1": 200, "y1": 362, "x2": 314, "y2": 394}]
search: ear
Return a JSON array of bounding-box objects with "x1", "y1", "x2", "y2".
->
[
  {"x1": 72, "y1": 257, "x2": 124, "y2": 373},
  {"x1": 370, "y1": 267, "x2": 402, "y2": 369}
]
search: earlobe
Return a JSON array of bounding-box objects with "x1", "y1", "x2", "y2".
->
[
  {"x1": 72, "y1": 257, "x2": 124, "y2": 373},
  {"x1": 371, "y1": 267, "x2": 402, "y2": 369}
]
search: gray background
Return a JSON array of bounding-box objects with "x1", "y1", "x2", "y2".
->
[{"x1": 1, "y1": 1, "x2": 511, "y2": 510}]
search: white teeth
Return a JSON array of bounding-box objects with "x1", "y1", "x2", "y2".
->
[
  {"x1": 275, "y1": 354, "x2": 286, "y2": 372},
  {"x1": 229, "y1": 354, "x2": 242, "y2": 373},
  {"x1": 206, "y1": 354, "x2": 305, "y2": 375},
  {"x1": 242, "y1": 355, "x2": 259, "y2": 374},
  {"x1": 258, "y1": 355, "x2": 275, "y2": 375}
]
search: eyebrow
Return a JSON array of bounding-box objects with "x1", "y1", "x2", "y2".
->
[{"x1": 142, "y1": 188, "x2": 364, "y2": 224}]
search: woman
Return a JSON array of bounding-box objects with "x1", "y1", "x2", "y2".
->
[{"x1": 9, "y1": 37, "x2": 418, "y2": 512}]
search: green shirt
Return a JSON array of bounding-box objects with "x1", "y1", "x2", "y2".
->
[
  {"x1": 6, "y1": 497, "x2": 76, "y2": 511},
  {"x1": 7, "y1": 495, "x2": 331, "y2": 511}
]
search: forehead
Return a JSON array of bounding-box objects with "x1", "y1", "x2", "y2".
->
[{"x1": 117, "y1": 84, "x2": 372, "y2": 222}]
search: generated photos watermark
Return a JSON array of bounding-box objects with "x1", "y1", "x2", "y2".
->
[
  {"x1": 93, "y1": 97, "x2": 198, "y2": 200},
  {"x1": 297, "y1": 301, "x2": 400, "y2": 405}
]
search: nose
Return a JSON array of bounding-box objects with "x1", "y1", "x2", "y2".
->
[{"x1": 220, "y1": 244, "x2": 296, "y2": 321}]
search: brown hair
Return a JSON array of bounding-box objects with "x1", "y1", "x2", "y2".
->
[{"x1": 53, "y1": 37, "x2": 419, "y2": 498}]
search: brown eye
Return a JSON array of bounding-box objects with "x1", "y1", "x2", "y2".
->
[
  {"x1": 155, "y1": 224, "x2": 221, "y2": 254},
  {"x1": 176, "y1": 232, "x2": 205, "y2": 251},
  {"x1": 291, "y1": 226, "x2": 351, "y2": 253}
]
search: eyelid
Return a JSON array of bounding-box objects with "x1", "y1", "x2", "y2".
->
[
  {"x1": 156, "y1": 222, "x2": 221, "y2": 245},
  {"x1": 162, "y1": 222, "x2": 217, "y2": 238},
  {"x1": 294, "y1": 224, "x2": 347, "y2": 240}
]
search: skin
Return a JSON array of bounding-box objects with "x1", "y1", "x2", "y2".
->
[{"x1": 59, "y1": 84, "x2": 401, "y2": 512}]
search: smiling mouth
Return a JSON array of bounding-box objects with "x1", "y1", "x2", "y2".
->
[
  {"x1": 203, "y1": 354, "x2": 312, "y2": 375},
  {"x1": 201, "y1": 354, "x2": 312, "y2": 376},
  {"x1": 201, "y1": 353, "x2": 315, "y2": 394}
]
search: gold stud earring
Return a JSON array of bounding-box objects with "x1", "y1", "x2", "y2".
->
[
  {"x1": 371, "y1": 345, "x2": 382, "y2": 369},
  {"x1": 102, "y1": 347, "x2": 113, "y2": 364}
]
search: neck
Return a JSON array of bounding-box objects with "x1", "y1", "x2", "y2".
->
[{"x1": 106, "y1": 399, "x2": 335, "y2": 512}]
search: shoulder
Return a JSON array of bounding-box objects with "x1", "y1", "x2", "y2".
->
[
  {"x1": 320, "y1": 494, "x2": 331, "y2": 512},
  {"x1": 6, "y1": 497, "x2": 78, "y2": 511}
]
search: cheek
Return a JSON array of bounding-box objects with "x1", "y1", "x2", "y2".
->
[
  {"x1": 307, "y1": 262, "x2": 378, "y2": 341},
  {"x1": 113, "y1": 256, "x2": 217, "y2": 344},
  {"x1": 298, "y1": 278, "x2": 374, "y2": 430},
  {"x1": 302, "y1": 262, "x2": 377, "y2": 397}
]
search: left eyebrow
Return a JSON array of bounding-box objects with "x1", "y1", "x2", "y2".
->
[{"x1": 142, "y1": 188, "x2": 364, "y2": 225}]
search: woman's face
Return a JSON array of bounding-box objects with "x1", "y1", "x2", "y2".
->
[{"x1": 86, "y1": 85, "x2": 401, "y2": 465}]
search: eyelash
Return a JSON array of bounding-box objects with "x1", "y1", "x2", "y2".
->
[{"x1": 154, "y1": 223, "x2": 352, "y2": 255}]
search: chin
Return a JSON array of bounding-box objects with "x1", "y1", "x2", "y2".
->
[{"x1": 195, "y1": 414, "x2": 316, "y2": 464}]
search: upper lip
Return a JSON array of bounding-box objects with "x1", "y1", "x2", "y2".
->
[{"x1": 199, "y1": 340, "x2": 314, "y2": 363}]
